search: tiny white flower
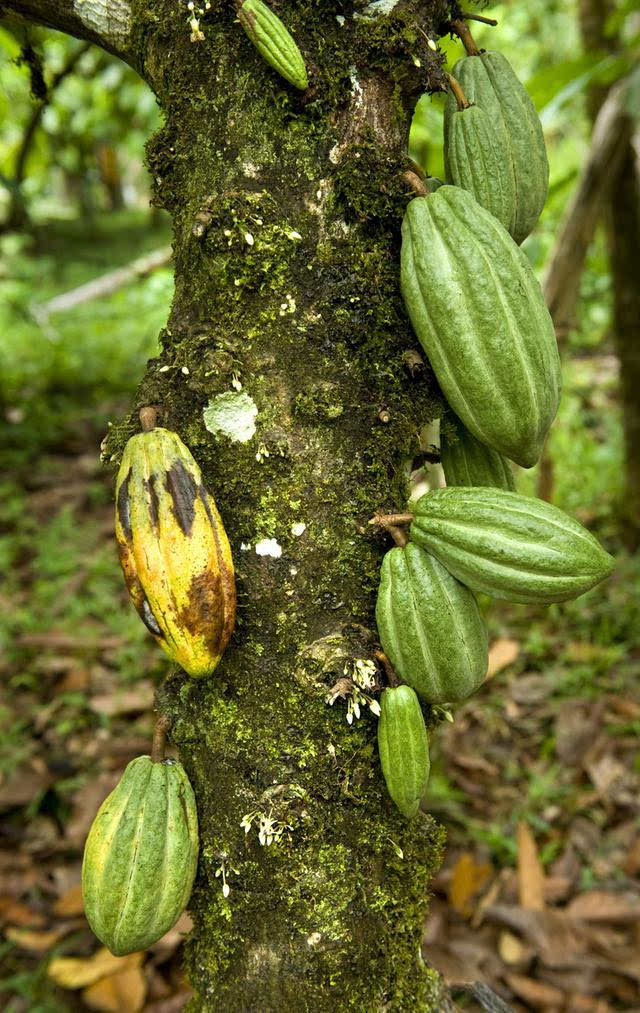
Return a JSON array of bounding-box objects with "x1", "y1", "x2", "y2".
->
[
  {"x1": 370, "y1": 700, "x2": 381, "y2": 717},
  {"x1": 244, "y1": 232, "x2": 254, "y2": 246},
  {"x1": 222, "y1": 883, "x2": 230, "y2": 898}
]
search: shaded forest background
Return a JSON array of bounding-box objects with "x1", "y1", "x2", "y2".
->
[{"x1": 0, "y1": 1, "x2": 639, "y2": 1010}]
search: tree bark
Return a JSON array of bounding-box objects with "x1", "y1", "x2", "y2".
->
[{"x1": 4, "y1": 0, "x2": 452, "y2": 1007}]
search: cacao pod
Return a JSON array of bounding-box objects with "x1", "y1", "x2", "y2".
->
[
  {"x1": 440, "y1": 413, "x2": 515, "y2": 491},
  {"x1": 443, "y1": 98, "x2": 516, "y2": 234},
  {"x1": 115, "y1": 427, "x2": 236, "y2": 678},
  {"x1": 377, "y1": 685, "x2": 430, "y2": 819},
  {"x1": 410, "y1": 488, "x2": 615, "y2": 605},
  {"x1": 238, "y1": 0, "x2": 308, "y2": 91},
  {"x1": 400, "y1": 186, "x2": 561, "y2": 468},
  {"x1": 82, "y1": 756, "x2": 198, "y2": 956},
  {"x1": 445, "y1": 51, "x2": 548, "y2": 244},
  {"x1": 376, "y1": 543, "x2": 488, "y2": 703}
]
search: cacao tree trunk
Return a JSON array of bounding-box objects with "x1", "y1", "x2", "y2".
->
[{"x1": 6, "y1": 0, "x2": 451, "y2": 1006}]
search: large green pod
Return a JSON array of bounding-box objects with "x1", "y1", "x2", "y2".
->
[
  {"x1": 82, "y1": 756, "x2": 199, "y2": 956},
  {"x1": 377, "y1": 686, "x2": 430, "y2": 819},
  {"x1": 410, "y1": 488, "x2": 615, "y2": 605},
  {"x1": 400, "y1": 187, "x2": 561, "y2": 468},
  {"x1": 445, "y1": 51, "x2": 549, "y2": 244},
  {"x1": 238, "y1": 0, "x2": 308, "y2": 90},
  {"x1": 376, "y1": 543, "x2": 488, "y2": 703},
  {"x1": 441, "y1": 413, "x2": 515, "y2": 491},
  {"x1": 443, "y1": 100, "x2": 516, "y2": 234}
]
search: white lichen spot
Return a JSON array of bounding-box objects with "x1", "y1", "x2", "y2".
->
[
  {"x1": 279, "y1": 293, "x2": 296, "y2": 316},
  {"x1": 291, "y1": 522, "x2": 306, "y2": 537},
  {"x1": 307, "y1": 932, "x2": 322, "y2": 947},
  {"x1": 203, "y1": 391, "x2": 258, "y2": 443},
  {"x1": 349, "y1": 67, "x2": 364, "y2": 105},
  {"x1": 335, "y1": 14, "x2": 345, "y2": 26},
  {"x1": 255, "y1": 538, "x2": 282, "y2": 559},
  {"x1": 361, "y1": 0, "x2": 401, "y2": 16}
]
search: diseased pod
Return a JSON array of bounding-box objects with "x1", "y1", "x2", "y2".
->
[
  {"x1": 443, "y1": 77, "x2": 516, "y2": 234},
  {"x1": 445, "y1": 51, "x2": 549, "y2": 245},
  {"x1": 376, "y1": 543, "x2": 488, "y2": 703},
  {"x1": 440, "y1": 413, "x2": 515, "y2": 491},
  {"x1": 115, "y1": 427, "x2": 236, "y2": 678},
  {"x1": 377, "y1": 686, "x2": 430, "y2": 819},
  {"x1": 401, "y1": 186, "x2": 561, "y2": 468},
  {"x1": 82, "y1": 756, "x2": 198, "y2": 956},
  {"x1": 238, "y1": 0, "x2": 308, "y2": 91},
  {"x1": 410, "y1": 488, "x2": 615, "y2": 605}
]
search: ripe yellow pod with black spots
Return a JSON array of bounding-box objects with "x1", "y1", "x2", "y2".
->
[{"x1": 115, "y1": 427, "x2": 236, "y2": 677}]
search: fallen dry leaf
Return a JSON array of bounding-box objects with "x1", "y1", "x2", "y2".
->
[
  {"x1": 505, "y1": 972, "x2": 565, "y2": 1007},
  {"x1": 89, "y1": 683, "x2": 154, "y2": 717},
  {"x1": 566, "y1": 890, "x2": 640, "y2": 924},
  {"x1": 65, "y1": 772, "x2": 122, "y2": 849},
  {"x1": 486, "y1": 638, "x2": 519, "y2": 679},
  {"x1": 48, "y1": 947, "x2": 143, "y2": 989},
  {"x1": 83, "y1": 963, "x2": 146, "y2": 1012},
  {"x1": 0, "y1": 896, "x2": 46, "y2": 927},
  {"x1": 448, "y1": 853, "x2": 493, "y2": 918},
  {"x1": 0, "y1": 761, "x2": 51, "y2": 809},
  {"x1": 53, "y1": 882, "x2": 85, "y2": 917},
  {"x1": 498, "y1": 929, "x2": 529, "y2": 966},
  {"x1": 517, "y1": 821, "x2": 546, "y2": 912},
  {"x1": 6, "y1": 924, "x2": 73, "y2": 952}
]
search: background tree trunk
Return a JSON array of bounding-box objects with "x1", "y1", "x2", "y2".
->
[{"x1": 4, "y1": 0, "x2": 453, "y2": 1006}]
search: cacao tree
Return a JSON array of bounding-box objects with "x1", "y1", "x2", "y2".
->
[{"x1": 1, "y1": 0, "x2": 455, "y2": 1006}]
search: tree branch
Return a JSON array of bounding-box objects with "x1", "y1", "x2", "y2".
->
[
  {"x1": 2, "y1": 0, "x2": 135, "y2": 68},
  {"x1": 542, "y1": 77, "x2": 632, "y2": 337}
]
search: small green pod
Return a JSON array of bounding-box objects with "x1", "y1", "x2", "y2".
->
[
  {"x1": 410, "y1": 488, "x2": 615, "y2": 605},
  {"x1": 441, "y1": 413, "x2": 515, "y2": 491},
  {"x1": 376, "y1": 543, "x2": 488, "y2": 703},
  {"x1": 82, "y1": 756, "x2": 199, "y2": 956},
  {"x1": 238, "y1": 0, "x2": 308, "y2": 90},
  {"x1": 377, "y1": 685, "x2": 430, "y2": 819}
]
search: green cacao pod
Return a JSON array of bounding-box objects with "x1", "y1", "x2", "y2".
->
[
  {"x1": 445, "y1": 51, "x2": 549, "y2": 244},
  {"x1": 400, "y1": 186, "x2": 561, "y2": 468},
  {"x1": 115, "y1": 427, "x2": 236, "y2": 678},
  {"x1": 410, "y1": 488, "x2": 615, "y2": 605},
  {"x1": 377, "y1": 686, "x2": 430, "y2": 819},
  {"x1": 238, "y1": 0, "x2": 308, "y2": 91},
  {"x1": 441, "y1": 413, "x2": 515, "y2": 491},
  {"x1": 82, "y1": 756, "x2": 198, "y2": 956},
  {"x1": 443, "y1": 98, "x2": 516, "y2": 234},
  {"x1": 376, "y1": 543, "x2": 488, "y2": 703}
]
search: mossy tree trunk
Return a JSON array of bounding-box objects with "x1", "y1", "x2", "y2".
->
[{"x1": 4, "y1": 0, "x2": 450, "y2": 1006}]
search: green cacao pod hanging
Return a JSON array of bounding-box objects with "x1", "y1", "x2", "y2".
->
[
  {"x1": 410, "y1": 488, "x2": 615, "y2": 605},
  {"x1": 400, "y1": 186, "x2": 561, "y2": 468},
  {"x1": 445, "y1": 51, "x2": 549, "y2": 244},
  {"x1": 376, "y1": 543, "x2": 488, "y2": 703},
  {"x1": 443, "y1": 84, "x2": 516, "y2": 234},
  {"x1": 377, "y1": 685, "x2": 430, "y2": 819},
  {"x1": 115, "y1": 427, "x2": 236, "y2": 678},
  {"x1": 441, "y1": 413, "x2": 515, "y2": 491},
  {"x1": 238, "y1": 0, "x2": 308, "y2": 90},
  {"x1": 82, "y1": 756, "x2": 199, "y2": 956}
]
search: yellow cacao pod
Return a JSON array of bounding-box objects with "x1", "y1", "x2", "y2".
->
[{"x1": 115, "y1": 427, "x2": 236, "y2": 677}]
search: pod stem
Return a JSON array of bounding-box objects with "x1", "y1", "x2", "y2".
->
[
  {"x1": 458, "y1": 10, "x2": 498, "y2": 26},
  {"x1": 374, "y1": 650, "x2": 400, "y2": 688},
  {"x1": 446, "y1": 73, "x2": 470, "y2": 111},
  {"x1": 450, "y1": 18, "x2": 481, "y2": 56},
  {"x1": 369, "y1": 513, "x2": 413, "y2": 546},
  {"x1": 402, "y1": 170, "x2": 429, "y2": 197},
  {"x1": 151, "y1": 714, "x2": 172, "y2": 763},
  {"x1": 139, "y1": 405, "x2": 158, "y2": 432}
]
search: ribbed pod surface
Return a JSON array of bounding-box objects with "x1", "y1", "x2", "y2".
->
[
  {"x1": 115, "y1": 428, "x2": 236, "y2": 678},
  {"x1": 238, "y1": 0, "x2": 308, "y2": 90},
  {"x1": 410, "y1": 488, "x2": 615, "y2": 605},
  {"x1": 82, "y1": 756, "x2": 199, "y2": 956},
  {"x1": 377, "y1": 686, "x2": 430, "y2": 818},
  {"x1": 444, "y1": 103, "x2": 516, "y2": 234},
  {"x1": 376, "y1": 544, "x2": 488, "y2": 703},
  {"x1": 400, "y1": 187, "x2": 561, "y2": 468},
  {"x1": 441, "y1": 413, "x2": 515, "y2": 491},
  {"x1": 446, "y1": 51, "x2": 549, "y2": 244}
]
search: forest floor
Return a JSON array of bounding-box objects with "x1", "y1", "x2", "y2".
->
[{"x1": 1, "y1": 214, "x2": 638, "y2": 1013}]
